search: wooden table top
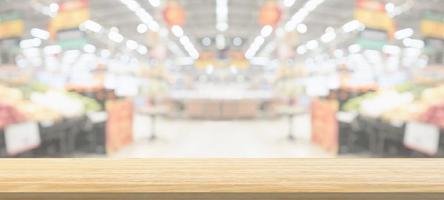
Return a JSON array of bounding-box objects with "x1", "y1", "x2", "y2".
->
[{"x1": 1, "y1": 158, "x2": 443, "y2": 199}]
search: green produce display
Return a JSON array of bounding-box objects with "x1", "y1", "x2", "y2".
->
[{"x1": 67, "y1": 92, "x2": 102, "y2": 112}]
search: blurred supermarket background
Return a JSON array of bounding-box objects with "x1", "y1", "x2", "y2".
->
[{"x1": 0, "y1": 0, "x2": 444, "y2": 158}]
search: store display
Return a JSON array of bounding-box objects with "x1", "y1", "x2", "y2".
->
[{"x1": 0, "y1": 0, "x2": 444, "y2": 158}]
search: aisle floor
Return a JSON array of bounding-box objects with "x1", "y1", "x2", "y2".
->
[{"x1": 112, "y1": 117, "x2": 332, "y2": 158}]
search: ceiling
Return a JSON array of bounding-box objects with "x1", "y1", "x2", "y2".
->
[{"x1": 1, "y1": 0, "x2": 444, "y2": 59}]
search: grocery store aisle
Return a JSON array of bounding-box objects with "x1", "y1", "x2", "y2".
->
[{"x1": 112, "y1": 117, "x2": 332, "y2": 158}]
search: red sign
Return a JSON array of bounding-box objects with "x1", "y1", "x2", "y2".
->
[
  {"x1": 356, "y1": 0, "x2": 385, "y2": 12},
  {"x1": 163, "y1": 1, "x2": 186, "y2": 26},
  {"x1": 259, "y1": 1, "x2": 282, "y2": 26},
  {"x1": 59, "y1": 0, "x2": 88, "y2": 12},
  {"x1": 106, "y1": 99, "x2": 133, "y2": 154}
]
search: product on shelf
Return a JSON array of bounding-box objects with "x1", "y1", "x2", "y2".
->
[
  {"x1": 359, "y1": 90, "x2": 414, "y2": 118},
  {"x1": 0, "y1": 103, "x2": 26, "y2": 128},
  {"x1": 66, "y1": 92, "x2": 102, "y2": 112},
  {"x1": 420, "y1": 103, "x2": 444, "y2": 128}
]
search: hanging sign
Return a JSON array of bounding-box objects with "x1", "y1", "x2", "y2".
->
[
  {"x1": 355, "y1": 0, "x2": 394, "y2": 32},
  {"x1": 421, "y1": 11, "x2": 444, "y2": 39},
  {"x1": 49, "y1": 0, "x2": 89, "y2": 49},
  {"x1": 50, "y1": 0, "x2": 89, "y2": 32},
  {"x1": 355, "y1": 0, "x2": 394, "y2": 49},
  {"x1": 0, "y1": 11, "x2": 24, "y2": 39}
]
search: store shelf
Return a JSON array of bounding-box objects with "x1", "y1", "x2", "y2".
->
[{"x1": 0, "y1": 159, "x2": 444, "y2": 199}]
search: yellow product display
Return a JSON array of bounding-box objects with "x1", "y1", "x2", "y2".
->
[
  {"x1": 0, "y1": 19, "x2": 24, "y2": 39},
  {"x1": 421, "y1": 20, "x2": 444, "y2": 39},
  {"x1": 355, "y1": 8, "x2": 394, "y2": 34},
  {"x1": 0, "y1": 85, "x2": 24, "y2": 104},
  {"x1": 15, "y1": 101, "x2": 61, "y2": 122},
  {"x1": 421, "y1": 85, "x2": 444, "y2": 105},
  {"x1": 50, "y1": 9, "x2": 89, "y2": 32},
  {"x1": 382, "y1": 102, "x2": 428, "y2": 122}
]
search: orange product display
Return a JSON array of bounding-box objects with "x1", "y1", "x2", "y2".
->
[
  {"x1": 106, "y1": 99, "x2": 133, "y2": 154},
  {"x1": 311, "y1": 98, "x2": 339, "y2": 154}
]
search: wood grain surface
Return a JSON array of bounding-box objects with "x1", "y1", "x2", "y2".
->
[{"x1": 0, "y1": 158, "x2": 444, "y2": 199}]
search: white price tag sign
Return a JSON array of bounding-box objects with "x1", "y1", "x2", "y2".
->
[
  {"x1": 87, "y1": 112, "x2": 108, "y2": 123},
  {"x1": 336, "y1": 112, "x2": 357, "y2": 123},
  {"x1": 390, "y1": 120, "x2": 404, "y2": 128},
  {"x1": 404, "y1": 122, "x2": 440, "y2": 155},
  {"x1": 5, "y1": 122, "x2": 41, "y2": 156},
  {"x1": 40, "y1": 120, "x2": 54, "y2": 128}
]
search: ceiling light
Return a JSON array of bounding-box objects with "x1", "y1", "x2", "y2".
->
[
  {"x1": 342, "y1": 20, "x2": 363, "y2": 33},
  {"x1": 233, "y1": 37, "x2": 242, "y2": 46},
  {"x1": 306, "y1": 40, "x2": 318, "y2": 50},
  {"x1": 403, "y1": 38, "x2": 424, "y2": 48},
  {"x1": 385, "y1": 3, "x2": 395, "y2": 13},
  {"x1": 81, "y1": 20, "x2": 102, "y2": 33},
  {"x1": 108, "y1": 31, "x2": 124, "y2": 43},
  {"x1": 260, "y1": 25, "x2": 273, "y2": 37},
  {"x1": 49, "y1": 3, "x2": 59, "y2": 13},
  {"x1": 83, "y1": 44, "x2": 96, "y2": 53},
  {"x1": 348, "y1": 44, "x2": 361, "y2": 53},
  {"x1": 171, "y1": 25, "x2": 184, "y2": 37},
  {"x1": 120, "y1": 0, "x2": 160, "y2": 33},
  {"x1": 189, "y1": 50, "x2": 199, "y2": 59},
  {"x1": 321, "y1": 31, "x2": 336, "y2": 43},
  {"x1": 20, "y1": 38, "x2": 42, "y2": 49},
  {"x1": 297, "y1": 46, "x2": 307, "y2": 55},
  {"x1": 245, "y1": 49, "x2": 255, "y2": 59},
  {"x1": 216, "y1": 34, "x2": 226, "y2": 50},
  {"x1": 296, "y1": 24, "x2": 307, "y2": 34},
  {"x1": 137, "y1": 45, "x2": 148, "y2": 55},
  {"x1": 254, "y1": 36, "x2": 265, "y2": 46},
  {"x1": 305, "y1": 0, "x2": 324, "y2": 11},
  {"x1": 136, "y1": 9, "x2": 152, "y2": 20},
  {"x1": 30, "y1": 28, "x2": 50, "y2": 40},
  {"x1": 137, "y1": 24, "x2": 148, "y2": 33},
  {"x1": 216, "y1": 23, "x2": 228, "y2": 32},
  {"x1": 383, "y1": 45, "x2": 401, "y2": 54},
  {"x1": 180, "y1": 36, "x2": 191, "y2": 45},
  {"x1": 283, "y1": 0, "x2": 296, "y2": 7},
  {"x1": 121, "y1": 0, "x2": 141, "y2": 11},
  {"x1": 44, "y1": 45, "x2": 62, "y2": 55},
  {"x1": 285, "y1": 22, "x2": 297, "y2": 32},
  {"x1": 148, "y1": 0, "x2": 160, "y2": 7},
  {"x1": 394, "y1": 28, "x2": 414, "y2": 40},
  {"x1": 216, "y1": 0, "x2": 229, "y2": 32},
  {"x1": 284, "y1": 0, "x2": 325, "y2": 33},
  {"x1": 126, "y1": 40, "x2": 138, "y2": 50},
  {"x1": 202, "y1": 37, "x2": 212, "y2": 46}
]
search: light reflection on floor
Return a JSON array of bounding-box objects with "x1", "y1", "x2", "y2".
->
[{"x1": 112, "y1": 117, "x2": 332, "y2": 158}]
